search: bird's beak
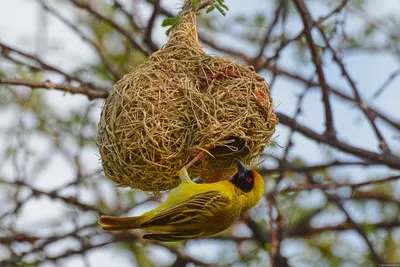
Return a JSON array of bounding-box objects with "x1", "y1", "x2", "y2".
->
[{"x1": 235, "y1": 160, "x2": 249, "y2": 176}]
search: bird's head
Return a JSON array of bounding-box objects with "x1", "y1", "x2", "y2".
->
[
  {"x1": 230, "y1": 160, "x2": 265, "y2": 212},
  {"x1": 230, "y1": 160, "x2": 264, "y2": 194}
]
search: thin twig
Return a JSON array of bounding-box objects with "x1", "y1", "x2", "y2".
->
[
  {"x1": 0, "y1": 77, "x2": 109, "y2": 100},
  {"x1": 371, "y1": 66, "x2": 400, "y2": 99},
  {"x1": 259, "y1": 159, "x2": 382, "y2": 175},
  {"x1": 267, "y1": 194, "x2": 282, "y2": 267},
  {"x1": 38, "y1": 0, "x2": 123, "y2": 80},
  {"x1": 314, "y1": 17, "x2": 392, "y2": 155},
  {"x1": 68, "y1": 0, "x2": 149, "y2": 56},
  {"x1": 145, "y1": 0, "x2": 161, "y2": 53},
  {"x1": 292, "y1": 0, "x2": 336, "y2": 138},
  {"x1": 328, "y1": 195, "x2": 384, "y2": 264},
  {"x1": 280, "y1": 174, "x2": 400, "y2": 192},
  {"x1": 277, "y1": 112, "x2": 400, "y2": 170},
  {"x1": 252, "y1": 2, "x2": 284, "y2": 67},
  {"x1": 0, "y1": 41, "x2": 109, "y2": 92}
]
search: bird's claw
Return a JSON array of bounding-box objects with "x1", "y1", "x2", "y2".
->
[{"x1": 178, "y1": 167, "x2": 191, "y2": 183}]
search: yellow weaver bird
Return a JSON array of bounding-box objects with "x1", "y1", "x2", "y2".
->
[{"x1": 98, "y1": 160, "x2": 264, "y2": 242}]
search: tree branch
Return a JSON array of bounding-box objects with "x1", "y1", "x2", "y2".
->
[
  {"x1": 315, "y1": 17, "x2": 392, "y2": 155},
  {"x1": 329, "y1": 196, "x2": 384, "y2": 264},
  {"x1": 0, "y1": 78, "x2": 109, "y2": 100},
  {"x1": 68, "y1": 0, "x2": 149, "y2": 56},
  {"x1": 277, "y1": 112, "x2": 400, "y2": 170},
  {"x1": 280, "y1": 174, "x2": 400, "y2": 192},
  {"x1": 38, "y1": 0, "x2": 123, "y2": 80},
  {"x1": 292, "y1": 0, "x2": 336, "y2": 138},
  {"x1": 144, "y1": 0, "x2": 161, "y2": 53}
]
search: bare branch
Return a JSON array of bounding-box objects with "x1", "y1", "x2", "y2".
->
[
  {"x1": 0, "y1": 77, "x2": 109, "y2": 100},
  {"x1": 292, "y1": 0, "x2": 336, "y2": 138},
  {"x1": 277, "y1": 112, "x2": 400, "y2": 170},
  {"x1": 280, "y1": 174, "x2": 400, "y2": 192},
  {"x1": 315, "y1": 17, "x2": 392, "y2": 155},
  {"x1": 329, "y1": 196, "x2": 384, "y2": 264},
  {"x1": 372, "y1": 66, "x2": 400, "y2": 99},
  {"x1": 38, "y1": 0, "x2": 123, "y2": 80},
  {"x1": 0, "y1": 41, "x2": 109, "y2": 92},
  {"x1": 67, "y1": 0, "x2": 149, "y2": 56},
  {"x1": 145, "y1": 0, "x2": 161, "y2": 53},
  {"x1": 259, "y1": 160, "x2": 383, "y2": 175}
]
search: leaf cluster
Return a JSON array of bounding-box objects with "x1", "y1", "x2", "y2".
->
[{"x1": 162, "y1": 0, "x2": 228, "y2": 35}]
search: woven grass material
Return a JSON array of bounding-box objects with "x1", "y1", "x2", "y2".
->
[{"x1": 97, "y1": 12, "x2": 278, "y2": 193}]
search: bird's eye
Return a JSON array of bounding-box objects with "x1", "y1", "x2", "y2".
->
[{"x1": 246, "y1": 177, "x2": 252, "y2": 183}]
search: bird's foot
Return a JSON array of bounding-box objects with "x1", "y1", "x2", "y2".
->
[{"x1": 178, "y1": 167, "x2": 192, "y2": 183}]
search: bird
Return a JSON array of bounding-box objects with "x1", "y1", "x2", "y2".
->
[{"x1": 98, "y1": 160, "x2": 264, "y2": 242}]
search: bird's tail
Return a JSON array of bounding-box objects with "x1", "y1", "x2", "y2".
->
[{"x1": 98, "y1": 215, "x2": 143, "y2": 231}]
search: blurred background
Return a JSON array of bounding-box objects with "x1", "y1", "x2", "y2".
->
[{"x1": 1, "y1": 0, "x2": 400, "y2": 266}]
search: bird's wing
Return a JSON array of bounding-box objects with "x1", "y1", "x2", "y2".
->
[
  {"x1": 140, "y1": 191, "x2": 230, "y2": 228},
  {"x1": 142, "y1": 231, "x2": 201, "y2": 242}
]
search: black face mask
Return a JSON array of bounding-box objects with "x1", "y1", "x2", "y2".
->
[{"x1": 230, "y1": 160, "x2": 254, "y2": 193}]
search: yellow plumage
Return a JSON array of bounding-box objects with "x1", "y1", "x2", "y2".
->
[{"x1": 99, "y1": 160, "x2": 264, "y2": 242}]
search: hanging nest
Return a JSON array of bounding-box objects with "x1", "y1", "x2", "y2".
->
[{"x1": 97, "y1": 12, "x2": 278, "y2": 193}]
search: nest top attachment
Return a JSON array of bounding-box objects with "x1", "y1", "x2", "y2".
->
[{"x1": 97, "y1": 13, "x2": 278, "y2": 193}]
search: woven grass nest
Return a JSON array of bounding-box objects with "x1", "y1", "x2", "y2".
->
[{"x1": 97, "y1": 12, "x2": 278, "y2": 193}]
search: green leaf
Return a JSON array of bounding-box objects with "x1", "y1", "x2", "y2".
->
[
  {"x1": 206, "y1": 6, "x2": 215, "y2": 13},
  {"x1": 216, "y1": 0, "x2": 228, "y2": 10},
  {"x1": 162, "y1": 15, "x2": 182, "y2": 35},
  {"x1": 161, "y1": 17, "x2": 177, "y2": 27},
  {"x1": 215, "y1": 5, "x2": 226, "y2": 16},
  {"x1": 364, "y1": 24, "x2": 376, "y2": 37},
  {"x1": 191, "y1": 0, "x2": 200, "y2": 7}
]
